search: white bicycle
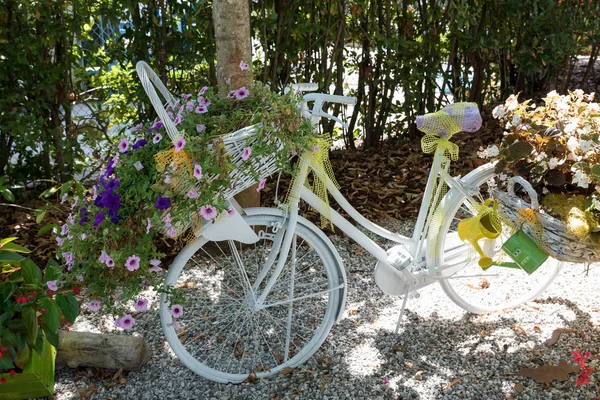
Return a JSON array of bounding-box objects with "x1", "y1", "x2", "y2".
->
[{"x1": 135, "y1": 64, "x2": 562, "y2": 383}]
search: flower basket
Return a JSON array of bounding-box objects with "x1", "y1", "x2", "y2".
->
[
  {"x1": 491, "y1": 176, "x2": 600, "y2": 263},
  {"x1": 0, "y1": 338, "x2": 56, "y2": 400}
]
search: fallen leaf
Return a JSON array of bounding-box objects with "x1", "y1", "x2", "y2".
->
[
  {"x1": 513, "y1": 383, "x2": 524, "y2": 393},
  {"x1": 244, "y1": 371, "x2": 258, "y2": 383},
  {"x1": 512, "y1": 325, "x2": 528, "y2": 336},
  {"x1": 544, "y1": 328, "x2": 578, "y2": 346},
  {"x1": 277, "y1": 367, "x2": 295, "y2": 376},
  {"x1": 446, "y1": 377, "x2": 461, "y2": 390},
  {"x1": 78, "y1": 384, "x2": 97, "y2": 398},
  {"x1": 516, "y1": 360, "x2": 579, "y2": 383},
  {"x1": 414, "y1": 370, "x2": 424, "y2": 380},
  {"x1": 111, "y1": 368, "x2": 123, "y2": 381},
  {"x1": 354, "y1": 247, "x2": 364, "y2": 255},
  {"x1": 348, "y1": 309, "x2": 359, "y2": 315},
  {"x1": 533, "y1": 326, "x2": 542, "y2": 333}
]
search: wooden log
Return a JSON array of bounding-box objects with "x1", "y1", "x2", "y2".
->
[{"x1": 55, "y1": 331, "x2": 151, "y2": 370}]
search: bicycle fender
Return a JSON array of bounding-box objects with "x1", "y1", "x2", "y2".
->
[{"x1": 201, "y1": 210, "x2": 260, "y2": 244}]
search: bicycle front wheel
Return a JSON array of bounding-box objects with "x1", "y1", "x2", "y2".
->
[
  {"x1": 160, "y1": 208, "x2": 345, "y2": 383},
  {"x1": 428, "y1": 163, "x2": 560, "y2": 314}
]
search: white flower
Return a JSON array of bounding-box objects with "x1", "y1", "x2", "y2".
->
[
  {"x1": 579, "y1": 140, "x2": 593, "y2": 152},
  {"x1": 505, "y1": 94, "x2": 519, "y2": 111},
  {"x1": 548, "y1": 158, "x2": 559, "y2": 169},
  {"x1": 492, "y1": 105, "x2": 505, "y2": 119},
  {"x1": 498, "y1": 173, "x2": 508, "y2": 182},
  {"x1": 542, "y1": 187, "x2": 549, "y2": 195},
  {"x1": 535, "y1": 151, "x2": 547, "y2": 162},
  {"x1": 511, "y1": 114, "x2": 521, "y2": 126},
  {"x1": 567, "y1": 136, "x2": 579, "y2": 152},
  {"x1": 592, "y1": 197, "x2": 600, "y2": 212},
  {"x1": 572, "y1": 170, "x2": 592, "y2": 189},
  {"x1": 487, "y1": 145, "x2": 499, "y2": 157},
  {"x1": 564, "y1": 121, "x2": 578, "y2": 134}
]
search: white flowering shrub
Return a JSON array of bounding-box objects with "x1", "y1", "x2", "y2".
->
[{"x1": 483, "y1": 90, "x2": 600, "y2": 215}]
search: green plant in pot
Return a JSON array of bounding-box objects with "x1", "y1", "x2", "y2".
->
[{"x1": 0, "y1": 237, "x2": 79, "y2": 399}]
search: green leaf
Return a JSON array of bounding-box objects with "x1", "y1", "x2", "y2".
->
[
  {"x1": 1, "y1": 328, "x2": 20, "y2": 348},
  {"x1": 42, "y1": 325, "x2": 59, "y2": 349},
  {"x1": 15, "y1": 344, "x2": 31, "y2": 369},
  {"x1": 546, "y1": 170, "x2": 565, "y2": 187},
  {"x1": 21, "y1": 259, "x2": 42, "y2": 286},
  {"x1": 44, "y1": 259, "x2": 62, "y2": 282},
  {"x1": 37, "y1": 223, "x2": 57, "y2": 236},
  {"x1": 0, "y1": 354, "x2": 14, "y2": 370},
  {"x1": 591, "y1": 164, "x2": 600, "y2": 180},
  {"x1": 0, "y1": 250, "x2": 25, "y2": 266},
  {"x1": 0, "y1": 238, "x2": 17, "y2": 246},
  {"x1": 507, "y1": 141, "x2": 533, "y2": 161},
  {"x1": 55, "y1": 294, "x2": 79, "y2": 324},
  {"x1": 21, "y1": 308, "x2": 38, "y2": 345},
  {"x1": 39, "y1": 297, "x2": 60, "y2": 333},
  {"x1": 0, "y1": 188, "x2": 14, "y2": 202},
  {"x1": 35, "y1": 210, "x2": 46, "y2": 224},
  {"x1": 1, "y1": 282, "x2": 15, "y2": 303},
  {"x1": 1, "y1": 242, "x2": 31, "y2": 254}
]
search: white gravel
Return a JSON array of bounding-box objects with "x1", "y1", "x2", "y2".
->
[{"x1": 53, "y1": 221, "x2": 600, "y2": 399}]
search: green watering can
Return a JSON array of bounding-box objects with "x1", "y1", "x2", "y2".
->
[{"x1": 496, "y1": 228, "x2": 548, "y2": 275}]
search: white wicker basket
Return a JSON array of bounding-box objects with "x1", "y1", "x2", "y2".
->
[
  {"x1": 136, "y1": 61, "x2": 281, "y2": 199},
  {"x1": 491, "y1": 176, "x2": 600, "y2": 263}
]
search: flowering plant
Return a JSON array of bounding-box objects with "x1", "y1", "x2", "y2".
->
[
  {"x1": 481, "y1": 90, "x2": 600, "y2": 233},
  {"x1": 55, "y1": 81, "x2": 317, "y2": 329},
  {"x1": 0, "y1": 238, "x2": 78, "y2": 375}
]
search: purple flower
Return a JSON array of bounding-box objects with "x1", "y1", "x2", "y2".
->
[
  {"x1": 146, "y1": 218, "x2": 152, "y2": 234},
  {"x1": 79, "y1": 207, "x2": 89, "y2": 225},
  {"x1": 193, "y1": 164, "x2": 203, "y2": 180},
  {"x1": 181, "y1": 93, "x2": 192, "y2": 99},
  {"x1": 155, "y1": 197, "x2": 171, "y2": 210},
  {"x1": 197, "y1": 96, "x2": 210, "y2": 106},
  {"x1": 173, "y1": 115, "x2": 183, "y2": 125},
  {"x1": 235, "y1": 86, "x2": 249, "y2": 100},
  {"x1": 187, "y1": 189, "x2": 199, "y2": 199},
  {"x1": 62, "y1": 252, "x2": 74, "y2": 270},
  {"x1": 174, "y1": 136, "x2": 186, "y2": 152},
  {"x1": 196, "y1": 124, "x2": 206, "y2": 133},
  {"x1": 125, "y1": 255, "x2": 140, "y2": 272},
  {"x1": 227, "y1": 91, "x2": 235, "y2": 99},
  {"x1": 241, "y1": 147, "x2": 252, "y2": 161},
  {"x1": 153, "y1": 133, "x2": 162, "y2": 144},
  {"x1": 149, "y1": 266, "x2": 163, "y2": 273},
  {"x1": 118, "y1": 138, "x2": 130, "y2": 153},
  {"x1": 132, "y1": 138, "x2": 147, "y2": 150},
  {"x1": 131, "y1": 123, "x2": 143, "y2": 132},
  {"x1": 186, "y1": 101, "x2": 195, "y2": 111},
  {"x1": 117, "y1": 314, "x2": 136, "y2": 330},
  {"x1": 61, "y1": 223, "x2": 69, "y2": 236},
  {"x1": 163, "y1": 212, "x2": 172, "y2": 228},
  {"x1": 87, "y1": 300, "x2": 101, "y2": 311},
  {"x1": 148, "y1": 120, "x2": 164, "y2": 133},
  {"x1": 134, "y1": 298, "x2": 149, "y2": 312},
  {"x1": 93, "y1": 211, "x2": 105, "y2": 228},
  {"x1": 166, "y1": 227, "x2": 178, "y2": 238},
  {"x1": 150, "y1": 259, "x2": 161, "y2": 267},
  {"x1": 227, "y1": 208, "x2": 235, "y2": 216},
  {"x1": 105, "y1": 257, "x2": 115, "y2": 268},
  {"x1": 199, "y1": 86, "x2": 208, "y2": 95},
  {"x1": 170, "y1": 304, "x2": 183, "y2": 318},
  {"x1": 195, "y1": 105, "x2": 208, "y2": 114},
  {"x1": 200, "y1": 205, "x2": 218, "y2": 220},
  {"x1": 76, "y1": 275, "x2": 84, "y2": 282},
  {"x1": 56, "y1": 236, "x2": 65, "y2": 247},
  {"x1": 103, "y1": 191, "x2": 121, "y2": 211},
  {"x1": 240, "y1": 60, "x2": 249, "y2": 71},
  {"x1": 46, "y1": 280, "x2": 58, "y2": 291},
  {"x1": 256, "y1": 178, "x2": 267, "y2": 192},
  {"x1": 99, "y1": 250, "x2": 109, "y2": 263},
  {"x1": 104, "y1": 178, "x2": 120, "y2": 192}
]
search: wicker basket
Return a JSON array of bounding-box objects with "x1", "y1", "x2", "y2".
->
[
  {"x1": 136, "y1": 61, "x2": 281, "y2": 200},
  {"x1": 491, "y1": 176, "x2": 600, "y2": 263}
]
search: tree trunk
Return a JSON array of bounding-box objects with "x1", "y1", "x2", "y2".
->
[{"x1": 213, "y1": 0, "x2": 259, "y2": 208}]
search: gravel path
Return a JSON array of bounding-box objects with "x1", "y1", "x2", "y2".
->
[{"x1": 54, "y1": 221, "x2": 600, "y2": 399}]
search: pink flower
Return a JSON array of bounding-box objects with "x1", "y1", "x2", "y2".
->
[
  {"x1": 198, "y1": 97, "x2": 210, "y2": 107},
  {"x1": 134, "y1": 298, "x2": 149, "y2": 312},
  {"x1": 106, "y1": 257, "x2": 115, "y2": 268},
  {"x1": 46, "y1": 280, "x2": 58, "y2": 291},
  {"x1": 187, "y1": 188, "x2": 199, "y2": 199},
  {"x1": 241, "y1": 147, "x2": 252, "y2": 161},
  {"x1": 200, "y1": 205, "x2": 218, "y2": 220},
  {"x1": 118, "y1": 138, "x2": 130, "y2": 152},
  {"x1": 186, "y1": 101, "x2": 195, "y2": 111},
  {"x1": 87, "y1": 300, "x2": 101, "y2": 311},
  {"x1": 174, "y1": 136, "x2": 186, "y2": 152},
  {"x1": 170, "y1": 304, "x2": 183, "y2": 318},
  {"x1": 195, "y1": 105, "x2": 208, "y2": 114},
  {"x1": 146, "y1": 218, "x2": 152, "y2": 234},
  {"x1": 153, "y1": 133, "x2": 162, "y2": 144},
  {"x1": 235, "y1": 86, "x2": 249, "y2": 100},
  {"x1": 149, "y1": 266, "x2": 163, "y2": 273},
  {"x1": 227, "y1": 91, "x2": 235, "y2": 98},
  {"x1": 163, "y1": 212, "x2": 172, "y2": 228},
  {"x1": 256, "y1": 178, "x2": 267, "y2": 192},
  {"x1": 61, "y1": 223, "x2": 69, "y2": 236},
  {"x1": 180, "y1": 93, "x2": 192, "y2": 99},
  {"x1": 173, "y1": 115, "x2": 182, "y2": 125},
  {"x1": 196, "y1": 124, "x2": 206, "y2": 133},
  {"x1": 99, "y1": 250, "x2": 109, "y2": 263},
  {"x1": 150, "y1": 259, "x2": 161, "y2": 267},
  {"x1": 117, "y1": 314, "x2": 136, "y2": 330},
  {"x1": 125, "y1": 255, "x2": 140, "y2": 272},
  {"x1": 62, "y1": 252, "x2": 74, "y2": 270},
  {"x1": 167, "y1": 227, "x2": 178, "y2": 238},
  {"x1": 56, "y1": 236, "x2": 65, "y2": 247},
  {"x1": 227, "y1": 208, "x2": 235, "y2": 216},
  {"x1": 199, "y1": 86, "x2": 208, "y2": 95},
  {"x1": 240, "y1": 60, "x2": 249, "y2": 71},
  {"x1": 193, "y1": 164, "x2": 203, "y2": 179}
]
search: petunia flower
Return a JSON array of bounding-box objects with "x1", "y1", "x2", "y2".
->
[
  {"x1": 193, "y1": 164, "x2": 203, "y2": 180},
  {"x1": 167, "y1": 227, "x2": 178, "y2": 238},
  {"x1": 195, "y1": 105, "x2": 208, "y2": 114},
  {"x1": 56, "y1": 236, "x2": 65, "y2": 247},
  {"x1": 196, "y1": 124, "x2": 206, "y2": 133},
  {"x1": 150, "y1": 259, "x2": 161, "y2": 267},
  {"x1": 235, "y1": 87, "x2": 249, "y2": 100},
  {"x1": 93, "y1": 211, "x2": 105, "y2": 227},
  {"x1": 155, "y1": 197, "x2": 171, "y2": 210},
  {"x1": 186, "y1": 101, "x2": 195, "y2": 111},
  {"x1": 153, "y1": 133, "x2": 162, "y2": 144},
  {"x1": 187, "y1": 189, "x2": 199, "y2": 199},
  {"x1": 132, "y1": 138, "x2": 147, "y2": 150},
  {"x1": 149, "y1": 266, "x2": 163, "y2": 273},
  {"x1": 61, "y1": 223, "x2": 69, "y2": 236},
  {"x1": 181, "y1": 93, "x2": 192, "y2": 99},
  {"x1": 125, "y1": 255, "x2": 140, "y2": 272},
  {"x1": 198, "y1": 86, "x2": 208, "y2": 95},
  {"x1": 87, "y1": 300, "x2": 101, "y2": 311},
  {"x1": 200, "y1": 205, "x2": 218, "y2": 220},
  {"x1": 131, "y1": 123, "x2": 143, "y2": 132},
  {"x1": 105, "y1": 257, "x2": 115, "y2": 268},
  {"x1": 163, "y1": 212, "x2": 172, "y2": 228},
  {"x1": 240, "y1": 60, "x2": 249, "y2": 71},
  {"x1": 118, "y1": 138, "x2": 130, "y2": 153},
  {"x1": 256, "y1": 178, "x2": 267, "y2": 192},
  {"x1": 146, "y1": 218, "x2": 153, "y2": 234},
  {"x1": 99, "y1": 250, "x2": 109, "y2": 263},
  {"x1": 227, "y1": 208, "x2": 235, "y2": 216},
  {"x1": 170, "y1": 304, "x2": 183, "y2": 318},
  {"x1": 148, "y1": 120, "x2": 164, "y2": 133},
  {"x1": 174, "y1": 136, "x2": 186, "y2": 152},
  {"x1": 80, "y1": 234, "x2": 86, "y2": 240},
  {"x1": 117, "y1": 314, "x2": 136, "y2": 330},
  {"x1": 46, "y1": 280, "x2": 58, "y2": 291},
  {"x1": 241, "y1": 147, "x2": 252, "y2": 161},
  {"x1": 227, "y1": 91, "x2": 235, "y2": 99},
  {"x1": 134, "y1": 298, "x2": 149, "y2": 312}
]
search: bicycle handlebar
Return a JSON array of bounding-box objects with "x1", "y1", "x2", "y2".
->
[{"x1": 299, "y1": 92, "x2": 357, "y2": 129}]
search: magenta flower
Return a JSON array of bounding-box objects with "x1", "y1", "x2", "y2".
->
[
  {"x1": 174, "y1": 136, "x2": 186, "y2": 152},
  {"x1": 106, "y1": 257, "x2": 115, "y2": 268},
  {"x1": 125, "y1": 255, "x2": 140, "y2": 272},
  {"x1": 193, "y1": 164, "x2": 203, "y2": 180},
  {"x1": 241, "y1": 147, "x2": 252, "y2": 161},
  {"x1": 240, "y1": 60, "x2": 249, "y2": 71},
  {"x1": 186, "y1": 101, "x2": 195, "y2": 111},
  {"x1": 196, "y1": 124, "x2": 206, "y2": 133},
  {"x1": 118, "y1": 138, "x2": 130, "y2": 152},
  {"x1": 195, "y1": 105, "x2": 208, "y2": 114},
  {"x1": 146, "y1": 218, "x2": 152, "y2": 234},
  {"x1": 235, "y1": 86, "x2": 249, "y2": 100},
  {"x1": 227, "y1": 91, "x2": 235, "y2": 99},
  {"x1": 117, "y1": 314, "x2": 136, "y2": 330},
  {"x1": 46, "y1": 280, "x2": 58, "y2": 291},
  {"x1": 256, "y1": 178, "x2": 267, "y2": 192},
  {"x1": 199, "y1": 86, "x2": 208, "y2": 95},
  {"x1": 200, "y1": 205, "x2": 218, "y2": 220},
  {"x1": 170, "y1": 304, "x2": 183, "y2": 318},
  {"x1": 87, "y1": 300, "x2": 101, "y2": 311},
  {"x1": 173, "y1": 115, "x2": 182, "y2": 126},
  {"x1": 134, "y1": 298, "x2": 149, "y2": 312},
  {"x1": 227, "y1": 208, "x2": 235, "y2": 216},
  {"x1": 153, "y1": 133, "x2": 162, "y2": 144},
  {"x1": 187, "y1": 188, "x2": 199, "y2": 199}
]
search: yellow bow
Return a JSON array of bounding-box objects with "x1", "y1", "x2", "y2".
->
[{"x1": 421, "y1": 135, "x2": 459, "y2": 161}]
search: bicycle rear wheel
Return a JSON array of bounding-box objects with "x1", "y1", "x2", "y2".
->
[
  {"x1": 160, "y1": 208, "x2": 345, "y2": 383},
  {"x1": 428, "y1": 163, "x2": 560, "y2": 313}
]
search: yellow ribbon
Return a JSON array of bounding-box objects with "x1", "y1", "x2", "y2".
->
[
  {"x1": 421, "y1": 135, "x2": 459, "y2": 161},
  {"x1": 154, "y1": 148, "x2": 193, "y2": 175}
]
